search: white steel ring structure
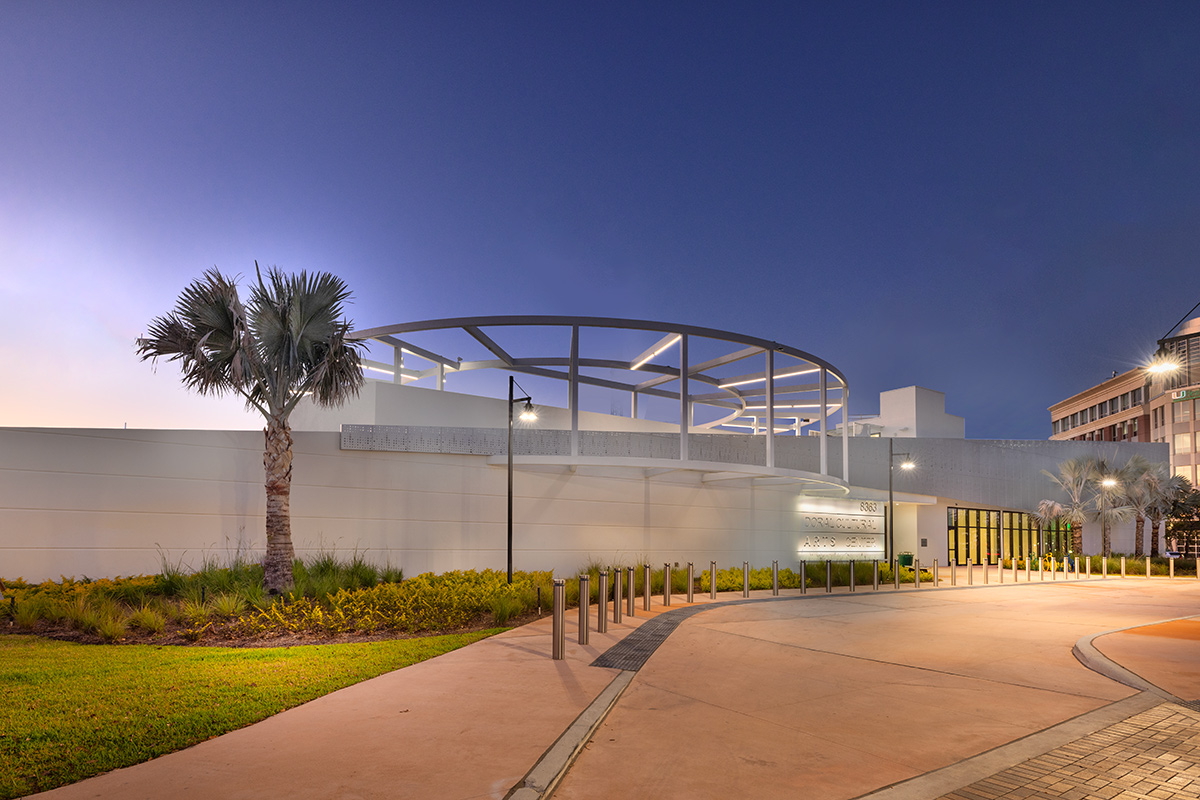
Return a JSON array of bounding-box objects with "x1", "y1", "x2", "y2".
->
[{"x1": 349, "y1": 316, "x2": 852, "y2": 492}]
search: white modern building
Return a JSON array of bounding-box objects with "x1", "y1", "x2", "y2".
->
[{"x1": 0, "y1": 317, "x2": 1165, "y2": 582}]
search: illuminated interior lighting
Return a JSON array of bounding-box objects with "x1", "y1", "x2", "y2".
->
[
  {"x1": 364, "y1": 365, "x2": 395, "y2": 376},
  {"x1": 718, "y1": 367, "x2": 820, "y2": 388},
  {"x1": 630, "y1": 334, "x2": 682, "y2": 370}
]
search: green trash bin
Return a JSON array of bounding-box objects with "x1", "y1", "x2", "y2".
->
[{"x1": 898, "y1": 552, "x2": 914, "y2": 568}]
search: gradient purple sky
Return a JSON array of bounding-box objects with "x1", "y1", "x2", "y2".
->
[{"x1": 2, "y1": 2, "x2": 1198, "y2": 438}]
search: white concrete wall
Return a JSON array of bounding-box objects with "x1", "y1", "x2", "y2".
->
[
  {"x1": 0, "y1": 424, "x2": 1166, "y2": 582},
  {"x1": 855, "y1": 386, "x2": 966, "y2": 439},
  {"x1": 0, "y1": 427, "x2": 822, "y2": 582}
]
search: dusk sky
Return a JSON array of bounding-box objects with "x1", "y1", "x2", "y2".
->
[{"x1": 2, "y1": 2, "x2": 1197, "y2": 438}]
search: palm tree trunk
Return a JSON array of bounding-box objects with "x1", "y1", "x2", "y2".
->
[
  {"x1": 263, "y1": 417, "x2": 296, "y2": 594},
  {"x1": 1134, "y1": 515, "x2": 1145, "y2": 557},
  {"x1": 1150, "y1": 519, "x2": 1161, "y2": 558},
  {"x1": 1073, "y1": 524, "x2": 1083, "y2": 555}
]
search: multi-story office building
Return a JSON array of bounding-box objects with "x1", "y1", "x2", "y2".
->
[{"x1": 1049, "y1": 317, "x2": 1200, "y2": 484}]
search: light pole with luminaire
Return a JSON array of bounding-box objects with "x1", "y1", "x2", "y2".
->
[
  {"x1": 1098, "y1": 475, "x2": 1118, "y2": 558},
  {"x1": 887, "y1": 438, "x2": 914, "y2": 562},
  {"x1": 507, "y1": 376, "x2": 537, "y2": 584}
]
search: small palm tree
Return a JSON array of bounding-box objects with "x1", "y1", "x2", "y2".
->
[
  {"x1": 1121, "y1": 455, "x2": 1159, "y2": 557},
  {"x1": 1033, "y1": 499, "x2": 1064, "y2": 560},
  {"x1": 1092, "y1": 456, "x2": 1137, "y2": 558},
  {"x1": 1149, "y1": 470, "x2": 1191, "y2": 557},
  {"x1": 138, "y1": 266, "x2": 365, "y2": 593},
  {"x1": 1042, "y1": 457, "x2": 1094, "y2": 554}
]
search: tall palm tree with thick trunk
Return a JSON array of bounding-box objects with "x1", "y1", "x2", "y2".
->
[{"x1": 138, "y1": 266, "x2": 365, "y2": 593}]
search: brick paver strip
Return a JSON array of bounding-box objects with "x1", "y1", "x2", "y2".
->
[
  {"x1": 589, "y1": 595, "x2": 786, "y2": 671},
  {"x1": 936, "y1": 704, "x2": 1200, "y2": 800}
]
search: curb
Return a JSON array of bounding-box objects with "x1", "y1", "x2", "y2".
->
[
  {"x1": 505, "y1": 670, "x2": 635, "y2": 800},
  {"x1": 1071, "y1": 614, "x2": 1200, "y2": 700}
]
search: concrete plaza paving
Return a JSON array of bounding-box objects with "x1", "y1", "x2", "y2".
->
[{"x1": 33, "y1": 571, "x2": 1200, "y2": 800}]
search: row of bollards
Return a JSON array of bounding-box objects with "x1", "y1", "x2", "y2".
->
[{"x1": 550, "y1": 555, "x2": 1200, "y2": 658}]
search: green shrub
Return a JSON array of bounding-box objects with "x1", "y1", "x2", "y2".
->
[
  {"x1": 94, "y1": 616, "x2": 127, "y2": 642},
  {"x1": 128, "y1": 604, "x2": 166, "y2": 634},
  {"x1": 209, "y1": 593, "x2": 247, "y2": 619},
  {"x1": 491, "y1": 594, "x2": 523, "y2": 625}
]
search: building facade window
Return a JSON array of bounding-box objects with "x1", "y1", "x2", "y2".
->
[
  {"x1": 1175, "y1": 432, "x2": 1193, "y2": 454},
  {"x1": 947, "y1": 508, "x2": 1050, "y2": 566}
]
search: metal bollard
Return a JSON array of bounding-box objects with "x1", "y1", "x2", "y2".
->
[
  {"x1": 1012, "y1": 558, "x2": 1017, "y2": 582},
  {"x1": 1170, "y1": 558, "x2": 1174, "y2": 579},
  {"x1": 873, "y1": 559, "x2": 880, "y2": 591},
  {"x1": 1121, "y1": 556, "x2": 1126, "y2": 578},
  {"x1": 984, "y1": 559, "x2": 989, "y2": 584},
  {"x1": 849, "y1": 560, "x2": 855, "y2": 592},
  {"x1": 1102, "y1": 557, "x2": 1107, "y2": 578},
  {"x1": 826, "y1": 559, "x2": 832, "y2": 593},
  {"x1": 710, "y1": 560, "x2": 717, "y2": 599},
  {"x1": 664, "y1": 563, "x2": 672, "y2": 607},
  {"x1": 933, "y1": 559, "x2": 939, "y2": 587},
  {"x1": 1076, "y1": 557, "x2": 1080, "y2": 580},
  {"x1": 597, "y1": 571, "x2": 608, "y2": 634},
  {"x1": 643, "y1": 564, "x2": 651, "y2": 611},
  {"x1": 999, "y1": 558, "x2": 1004, "y2": 584},
  {"x1": 627, "y1": 566, "x2": 636, "y2": 617},
  {"x1": 1146, "y1": 558, "x2": 1151, "y2": 580},
  {"x1": 968, "y1": 560, "x2": 973, "y2": 585},
  {"x1": 951, "y1": 560, "x2": 957, "y2": 586},
  {"x1": 894, "y1": 559, "x2": 900, "y2": 590},
  {"x1": 743, "y1": 561, "x2": 750, "y2": 598},
  {"x1": 578, "y1": 575, "x2": 590, "y2": 645},
  {"x1": 772, "y1": 560, "x2": 780, "y2": 596},
  {"x1": 1052, "y1": 557, "x2": 1057, "y2": 580},
  {"x1": 687, "y1": 562, "x2": 695, "y2": 603},
  {"x1": 915, "y1": 559, "x2": 921, "y2": 589},
  {"x1": 800, "y1": 560, "x2": 807, "y2": 594},
  {"x1": 1086, "y1": 556, "x2": 1091, "y2": 578},
  {"x1": 552, "y1": 579, "x2": 565, "y2": 660},
  {"x1": 1196, "y1": 557, "x2": 1199, "y2": 580},
  {"x1": 614, "y1": 567, "x2": 622, "y2": 624}
]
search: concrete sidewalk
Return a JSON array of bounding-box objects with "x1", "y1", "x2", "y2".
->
[{"x1": 34, "y1": 577, "x2": 1200, "y2": 800}]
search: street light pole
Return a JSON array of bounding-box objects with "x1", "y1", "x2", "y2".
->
[{"x1": 507, "y1": 376, "x2": 535, "y2": 584}]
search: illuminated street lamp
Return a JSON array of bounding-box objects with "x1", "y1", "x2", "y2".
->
[
  {"x1": 507, "y1": 376, "x2": 536, "y2": 584},
  {"x1": 887, "y1": 438, "x2": 914, "y2": 562},
  {"x1": 1098, "y1": 475, "x2": 1119, "y2": 558}
]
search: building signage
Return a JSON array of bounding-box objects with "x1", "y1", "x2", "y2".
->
[
  {"x1": 1172, "y1": 390, "x2": 1200, "y2": 402},
  {"x1": 793, "y1": 498, "x2": 885, "y2": 559}
]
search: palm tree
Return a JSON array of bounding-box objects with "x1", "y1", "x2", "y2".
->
[
  {"x1": 1122, "y1": 455, "x2": 1167, "y2": 558},
  {"x1": 1033, "y1": 499, "x2": 1064, "y2": 561},
  {"x1": 1149, "y1": 471, "x2": 1191, "y2": 557},
  {"x1": 1091, "y1": 456, "x2": 1136, "y2": 558},
  {"x1": 138, "y1": 266, "x2": 365, "y2": 593},
  {"x1": 1042, "y1": 457, "x2": 1094, "y2": 554}
]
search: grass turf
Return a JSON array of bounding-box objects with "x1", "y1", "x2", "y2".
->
[{"x1": 0, "y1": 630, "x2": 502, "y2": 799}]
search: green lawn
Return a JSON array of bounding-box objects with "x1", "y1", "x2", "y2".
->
[{"x1": 0, "y1": 631, "x2": 501, "y2": 799}]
